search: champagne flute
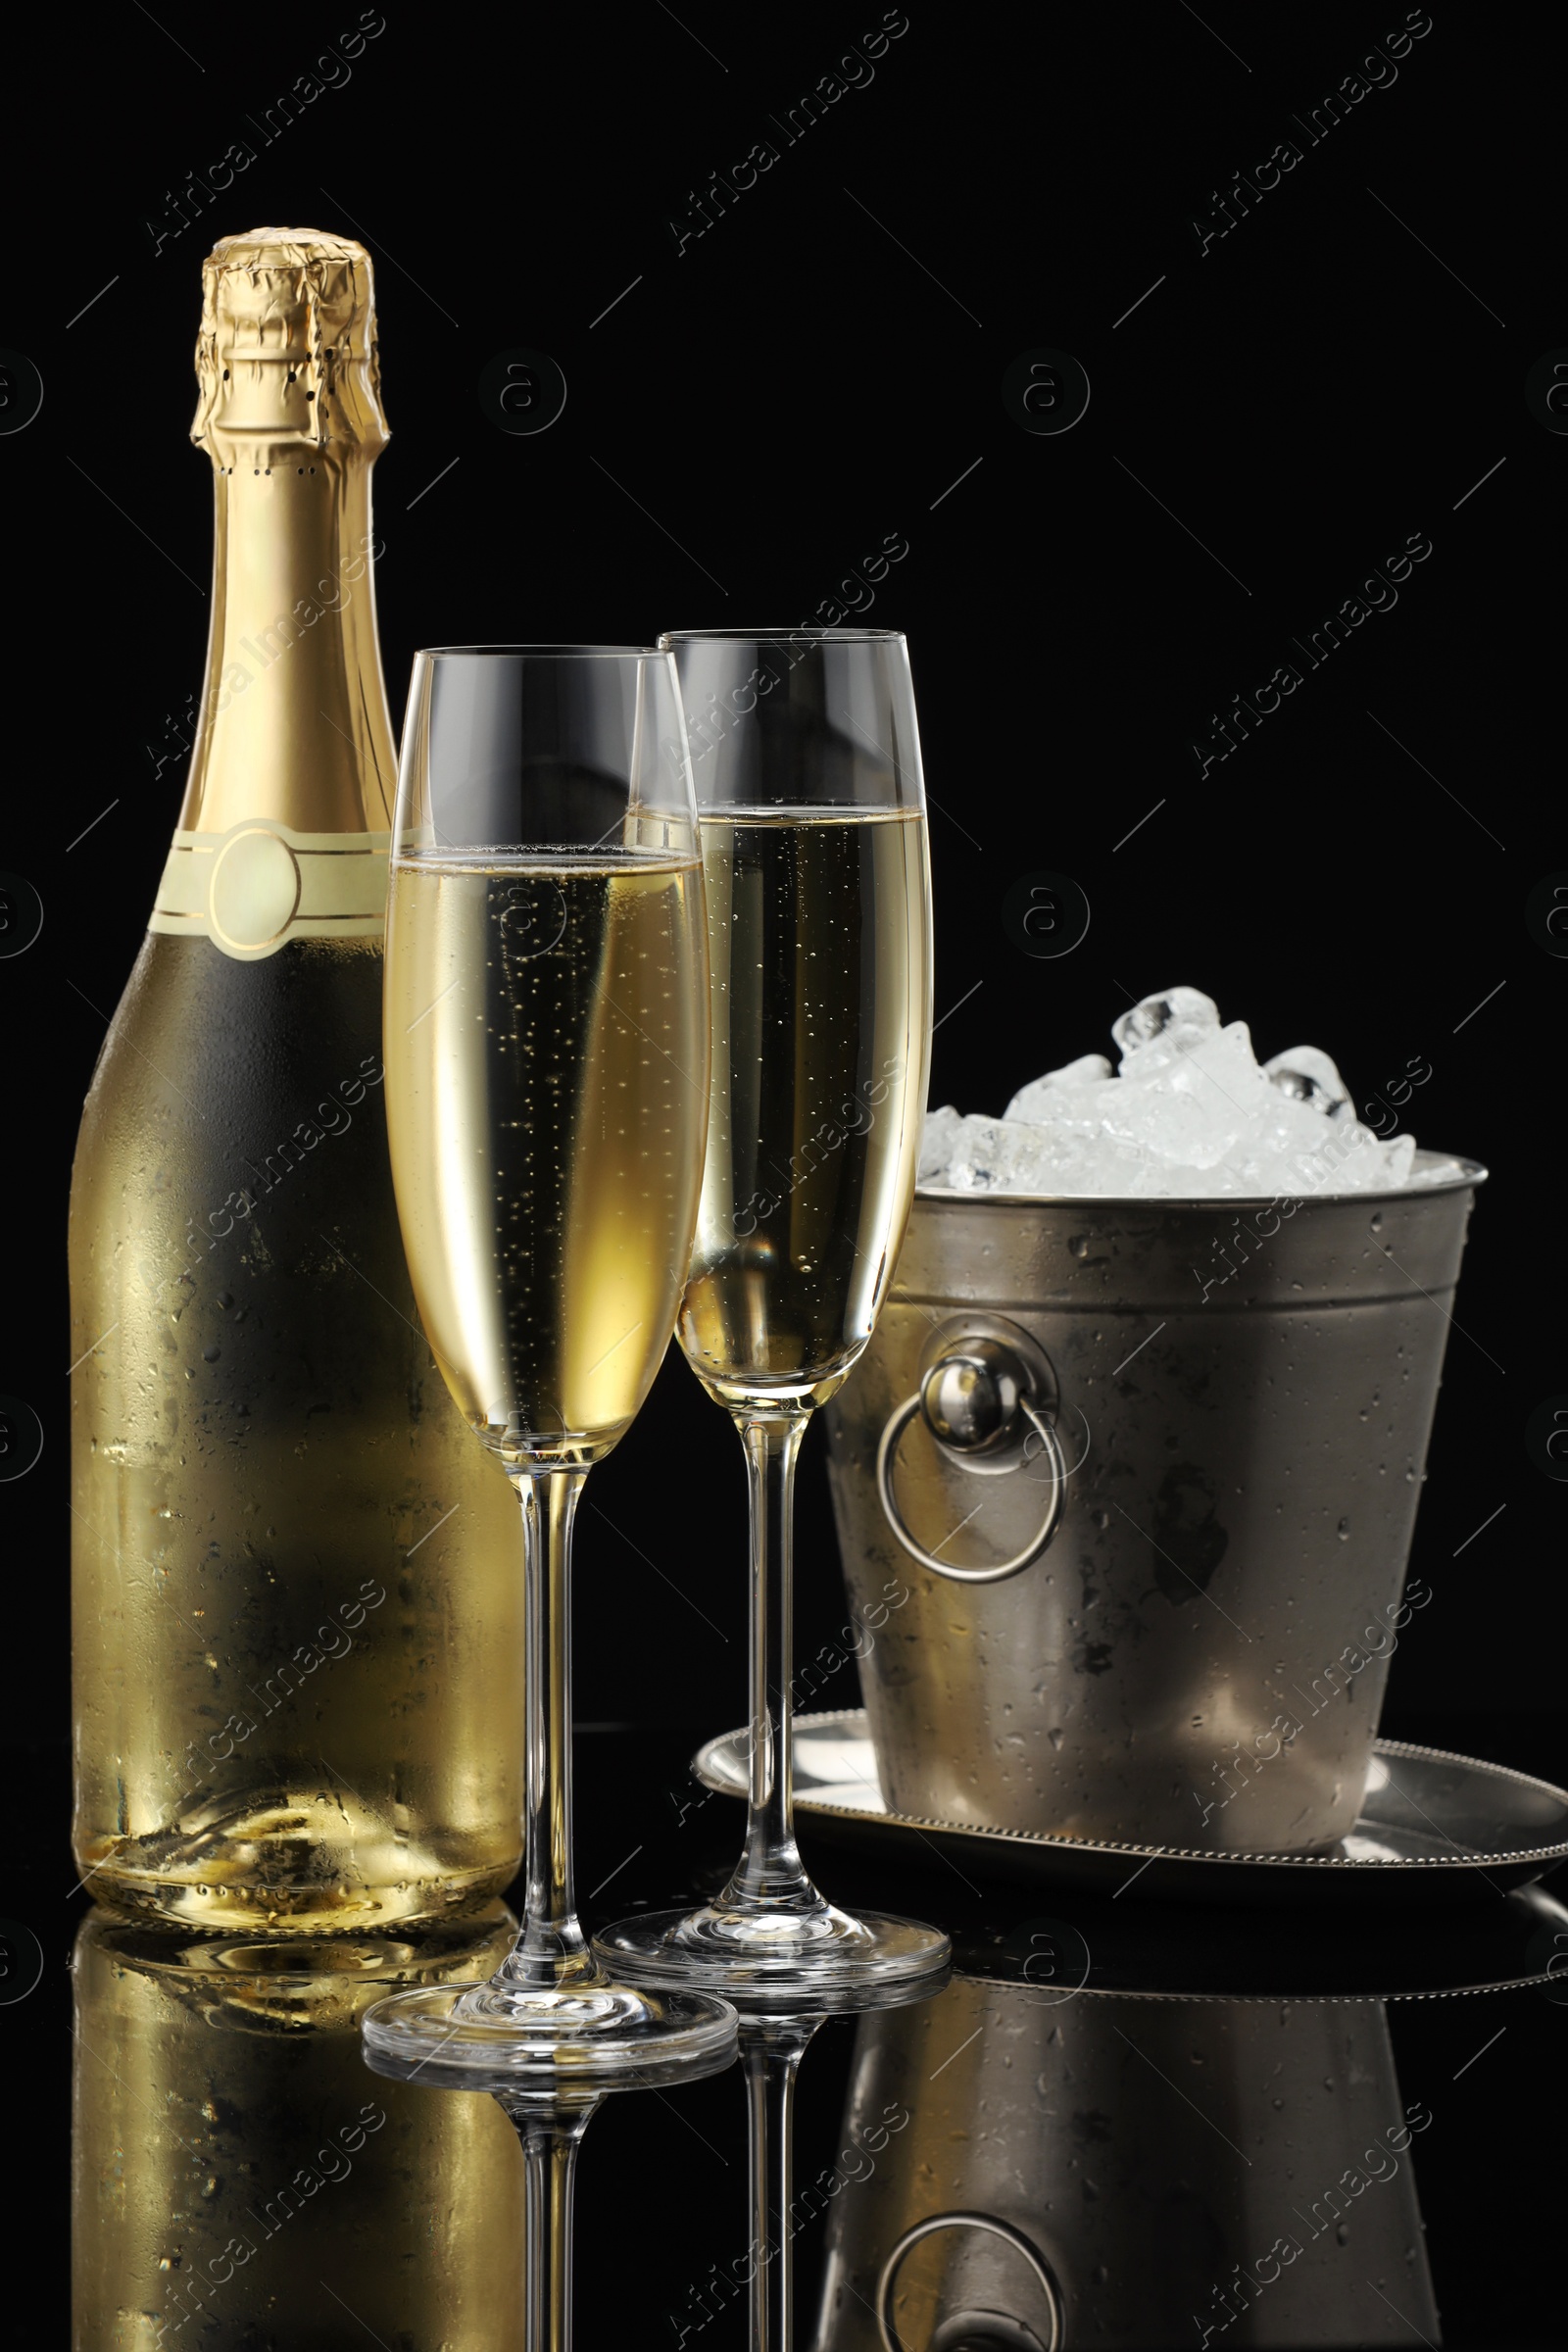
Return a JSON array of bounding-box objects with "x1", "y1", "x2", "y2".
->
[
  {"x1": 596, "y1": 629, "x2": 951, "y2": 1992},
  {"x1": 363, "y1": 646, "x2": 736, "y2": 2083}
]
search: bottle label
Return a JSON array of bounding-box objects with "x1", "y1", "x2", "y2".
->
[{"x1": 149, "y1": 819, "x2": 389, "y2": 959}]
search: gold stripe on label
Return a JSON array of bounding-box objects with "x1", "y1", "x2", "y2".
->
[{"x1": 149, "y1": 822, "x2": 390, "y2": 959}]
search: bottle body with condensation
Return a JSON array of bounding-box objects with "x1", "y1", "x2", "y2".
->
[{"x1": 69, "y1": 227, "x2": 523, "y2": 1930}]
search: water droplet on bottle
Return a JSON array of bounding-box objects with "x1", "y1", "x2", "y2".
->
[
  {"x1": 1370, "y1": 1212, "x2": 1383, "y2": 1233},
  {"x1": 1338, "y1": 1517, "x2": 1350, "y2": 1541},
  {"x1": 1337, "y1": 2223, "x2": 1350, "y2": 2245},
  {"x1": 203, "y1": 1345, "x2": 220, "y2": 1363},
  {"x1": 1068, "y1": 1235, "x2": 1090, "y2": 1258}
]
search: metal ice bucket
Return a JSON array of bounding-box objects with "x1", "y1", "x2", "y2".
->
[
  {"x1": 822, "y1": 1156, "x2": 1484, "y2": 1853},
  {"x1": 809, "y1": 1973, "x2": 1439, "y2": 2349}
]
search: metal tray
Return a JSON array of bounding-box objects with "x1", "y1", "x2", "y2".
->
[{"x1": 693, "y1": 1710, "x2": 1568, "y2": 1907}]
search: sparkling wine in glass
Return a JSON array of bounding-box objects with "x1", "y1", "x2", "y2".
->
[
  {"x1": 596, "y1": 628, "x2": 951, "y2": 1993},
  {"x1": 363, "y1": 646, "x2": 736, "y2": 2084}
]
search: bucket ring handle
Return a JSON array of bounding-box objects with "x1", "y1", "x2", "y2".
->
[
  {"x1": 875, "y1": 1333, "x2": 1066, "y2": 1584},
  {"x1": 876, "y1": 2209, "x2": 1063, "y2": 2352}
]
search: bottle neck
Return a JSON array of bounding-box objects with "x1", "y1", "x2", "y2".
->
[{"x1": 179, "y1": 453, "x2": 396, "y2": 838}]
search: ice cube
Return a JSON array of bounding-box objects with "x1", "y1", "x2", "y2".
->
[
  {"x1": 1264, "y1": 1044, "x2": 1352, "y2": 1123},
  {"x1": 1023, "y1": 1130, "x2": 1150, "y2": 1196},
  {"x1": 1163, "y1": 1020, "x2": 1262, "y2": 1102},
  {"x1": 935, "y1": 1114, "x2": 1151, "y2": 1197},
  {"x1": 1374, "y1": 1134, "x2": 1416, "y2": 1187},
  {"x1": 941, "y1": 1115, "x2": 1032, "y2": 1193},
  {"x1": 1005, "y1": 1054, "x2": 1113, "y2": 1122},
  {"x1": 918, "y1": 1104, "x2": 961, "y2": 1184},
  {"x1": 1111, "y1": 987, "x2": 1220, "y2": 1071},
  {"x1": 1283, "y1": 1116, "x2": 1385, "y2": 1196},
  {"x1": 1114, "y1": 1022, "x2": 1270, "y2": 1168}
]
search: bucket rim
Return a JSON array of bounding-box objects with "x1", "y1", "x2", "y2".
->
[{"x1": 915, "y1": 1148, "x2": 1487, "y2": 1213}]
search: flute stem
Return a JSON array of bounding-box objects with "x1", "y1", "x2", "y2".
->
[
  {"x1": 722, "y1": 1409, "x2": 822, "y2": 1916},
  {"x1": 501, "y1": 1469, "x2": 597, "y2": 1989}
]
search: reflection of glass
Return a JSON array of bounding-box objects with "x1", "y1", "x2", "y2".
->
[
  {"x1": 367, "y1": 2019, "x2": 737, "y2": 2348},
  {"x1": 497, "y1": 2092, "x2": 597, "y2": 2351},
  {"x1": 785, "y1": 1982, "x2": 956, "y2": 2351},
  {"x1": 675, "y1": 1973, "x2": 951, "y2": 2352},
  {"x1": 71, "y1": 1908, "x2": 527, "y2": 2348},
  {"x1": 741, "y1": 2016, "x2": 819, "y2": 2351},
  {"x1": 363, "y1": 648, "x2": 735, "y2": 2085},
  {"x1": 809, "y1": 1973, "x2": 1441, "y2": 2350},
  {"x1": 597, "y1": 629, "x2": 949, "y2": 1997}
]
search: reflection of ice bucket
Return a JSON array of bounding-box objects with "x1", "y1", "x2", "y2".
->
[
  {"x1": 823, "y1": 1162, "x2": 1483, "y2": 1853},
  {"x1": 810, "y1": 1973, "x2": 1439, "y2": 2350}
]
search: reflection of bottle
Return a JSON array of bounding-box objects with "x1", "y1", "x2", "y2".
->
[
  {"x1": 812, "y1": 1975, "x2": 1440, "y2": 2349},
  {"x1": 69, "y1": 227, "x2": 522, "y2": 1929},
  {"x1": 71, "y1": 1907, "x2": 526, "y2": 2348}
]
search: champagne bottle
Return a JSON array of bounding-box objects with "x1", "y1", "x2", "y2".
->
[
  {"x1": 72, "y1": 1908, "x2": 527, "y2": 2348},
  {"x1": 69, "y1": 227, "x2": 523, "y2": 1930}
]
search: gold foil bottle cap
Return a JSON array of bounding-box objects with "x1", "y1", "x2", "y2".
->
[{"x1": 192, "y1": 225, "x2": 388, "y2": 464}]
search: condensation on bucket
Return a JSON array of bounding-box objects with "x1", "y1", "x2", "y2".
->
[{"x1": 823, "y1": 1154, "x2": 1484, "y2": 1855}]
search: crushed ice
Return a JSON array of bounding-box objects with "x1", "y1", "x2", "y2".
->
[{"x1": 919, "y1": 987, "x2": 1464, "y2": 1199}]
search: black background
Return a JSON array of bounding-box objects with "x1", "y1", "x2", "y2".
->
[{"x1": 2, "y1": 1, "x2": 1561, "y2": 2340}]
